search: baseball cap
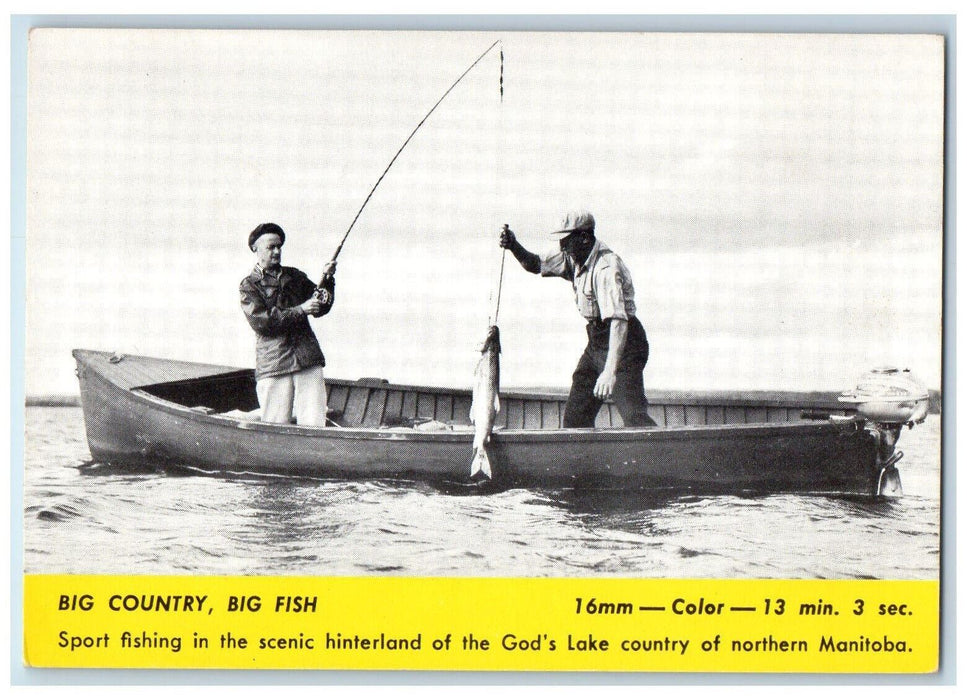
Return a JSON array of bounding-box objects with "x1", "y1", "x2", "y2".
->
[{"x1": 548, "y1": 210, "x2": 595, "y2": 238}]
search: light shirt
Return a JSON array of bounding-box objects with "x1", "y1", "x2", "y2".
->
[
  {"x1": 540, "y1": 239, "x2": 637, "y2": 322},
  {"x1": 254, "y1": 262, "x2": 281, "y2": 281}
]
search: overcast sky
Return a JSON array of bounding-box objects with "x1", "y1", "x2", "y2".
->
[{"x1": 25, "y1": 30, "x2": 944, "y2": 395}]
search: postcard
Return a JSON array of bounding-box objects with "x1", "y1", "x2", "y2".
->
[{"x1": 20, "y1": 26, "x2": 944, "y2": 675}]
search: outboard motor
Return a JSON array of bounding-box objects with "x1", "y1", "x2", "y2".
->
[{"x1": 838, "y1": 367, "x2": 930, "y2": 497}]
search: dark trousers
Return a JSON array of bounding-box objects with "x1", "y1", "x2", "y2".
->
[{"x1": 562, "y1": 317, "x2": 658, "y2": 428}]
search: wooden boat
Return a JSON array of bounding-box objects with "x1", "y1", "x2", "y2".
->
[{"x1": 72, "y1": 348, "x2": 917, "y2": 496}]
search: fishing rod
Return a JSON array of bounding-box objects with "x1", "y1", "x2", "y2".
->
[
  {"x1": 488, "y1": 47, "x2": 507, "y2": 327},
  {"x1": 315, "y1": 39, "x2": 502, "y2": 294}
]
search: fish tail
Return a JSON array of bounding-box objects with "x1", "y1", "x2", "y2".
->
[{"x1": 470, "y1": 444, "x2": 492, "y2": 480}]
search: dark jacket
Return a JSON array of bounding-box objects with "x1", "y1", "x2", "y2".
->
[{"x1": 239, "y1": 265, "x2": 335, "y2": 379}]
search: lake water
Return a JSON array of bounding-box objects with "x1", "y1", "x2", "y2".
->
[{"x1": 22, "y1": 407, "x2": 941, "y2": 579}]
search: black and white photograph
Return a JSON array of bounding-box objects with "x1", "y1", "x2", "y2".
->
[{"x1": 23, "y1": 28, "x2": 943, "y2": 583}]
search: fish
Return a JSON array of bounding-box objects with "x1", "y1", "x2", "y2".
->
[{"x1": 469, "y1": 325, "x2": 501, "y2": 480}]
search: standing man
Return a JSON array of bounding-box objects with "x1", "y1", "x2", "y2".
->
[
  {"x1": 240, "y1": 223, "x2": 336, "y2": 427},
  {"x1": 499, "y1": 211, "x2": 657, "y2": 428}
]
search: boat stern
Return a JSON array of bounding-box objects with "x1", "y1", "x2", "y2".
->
[{"x1": 839, "y1": 367, "x2": 931, "y2": 497}]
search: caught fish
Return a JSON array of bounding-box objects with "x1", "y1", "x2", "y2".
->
[{"x1": 469, "y1": 325, "x2": 501, "y2": 479}]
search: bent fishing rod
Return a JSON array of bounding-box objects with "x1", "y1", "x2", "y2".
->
[{"x1": 315, "y1": 39, "x2": 502, "y2": 296}]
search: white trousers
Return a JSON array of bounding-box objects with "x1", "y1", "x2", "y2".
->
[{"x1": 256, "y1": 365, "x2": 328, "y2": 427}]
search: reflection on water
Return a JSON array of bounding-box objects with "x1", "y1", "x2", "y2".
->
[{"x1": 23, "y1": 407, "x2": 941, "y2": 579}]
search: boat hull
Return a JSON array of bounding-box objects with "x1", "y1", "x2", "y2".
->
[{"x1": 73, "y1": 349, "x2": 879, "y2": 494}]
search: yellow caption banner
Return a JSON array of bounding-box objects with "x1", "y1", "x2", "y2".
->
[{"x1": 24, "y1": 575, "x2": 938, "y2": 673}]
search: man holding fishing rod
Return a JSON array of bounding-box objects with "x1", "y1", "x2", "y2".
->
[
  {"x1": 499, "y1": 211, "x2": 658, "y2": 429},
  {"x1": 240, "y1": 223, "x2": 336, "y2": 427}
]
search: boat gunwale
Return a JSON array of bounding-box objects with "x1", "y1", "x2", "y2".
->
[{"x1": 126, "y1": 388, "x2": 863, "y2": 445}]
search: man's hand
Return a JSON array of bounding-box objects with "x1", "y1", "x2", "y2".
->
[
  {"x1": 596, "y1": 319, "x2": 628, "y2": 400},
  {"x1": 300, "y1": 297, "x2": 323, "y2": 315},
  {"x1": 500, "y1": 224, "x2": 540, "y2": 274},
  {"x1": 499, "y1": 225, "x2": 516, "y2": 249},
  {"x1": 594, "y1": 368, "x2": 617, "y2": 401},
  {"x1": 321, "y1": 261, "x2": 337, "y2": 278}
]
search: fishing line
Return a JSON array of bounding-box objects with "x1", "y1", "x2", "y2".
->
[
  {"x1": 489, "y1": 45, "x2": 507, "y2": 327},
  {"x1": 325, "y1": 39, "x2": 502, "y2": 271}
]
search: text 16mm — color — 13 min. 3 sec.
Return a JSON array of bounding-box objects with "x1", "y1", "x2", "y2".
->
[{"x1": 574, "y1": 596, "x2": 916, "y2": 617}]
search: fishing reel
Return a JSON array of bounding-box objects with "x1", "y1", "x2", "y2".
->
[{"x1": 312, "y1": 263, "x2": 336, "y2": 307}]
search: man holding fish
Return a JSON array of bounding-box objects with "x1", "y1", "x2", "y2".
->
[{"x1": 499, "y1": 210, "x2": 658, "y2": 429}]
